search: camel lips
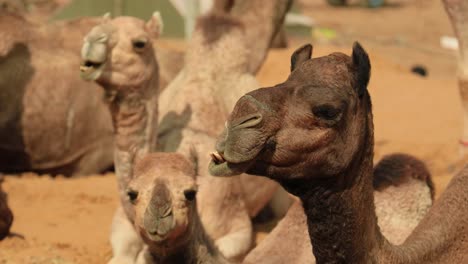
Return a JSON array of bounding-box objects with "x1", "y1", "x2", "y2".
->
[
  {"x1": 80, "y1": 60, "x2": 102, "y2": 72},
  {"x1": 210, "y1": 151, "x2": 226, "y2": 164}
]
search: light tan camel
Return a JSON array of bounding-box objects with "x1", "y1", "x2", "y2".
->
[
  {"x1": 126, "y1": 152, "x2": 229, "y2": 263},
  {"x1": 80, "y1": 14, "x2": 162, "y2": 263},
  {"x1": 0, "y1": 12, "x2": 182, "y2": 176},
  {"x1": 210, "y1": 43, "x2": 468, "y2": 263},
  {"x1": 157, "y1": 0, "x2": 292, "y2": 259},
  {"x1": 243, "y1": 153, "x2": 435, "y2": 263},
  {"x1": 442, "y1": 0, "x2": 468, "y2": 156},
  {"x1": 0, "y1": 174, "x2": 13, "y2": 240}
]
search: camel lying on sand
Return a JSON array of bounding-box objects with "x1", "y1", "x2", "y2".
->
[
  {"x1": 125, "y1": 152, "x2": 230, "y2": 263},
  {"x1": 0, "y1": 175, "x2": 13, "y2": 240},
  {"x1": 210, "y1": 43, "x2": 468, "y2": 263},
  {"x1": 243, "y1": 153, "x2": 435, "y2": 263},
  {"x1": 0, "y1": 12, "x2": 182, "y2": 176}
]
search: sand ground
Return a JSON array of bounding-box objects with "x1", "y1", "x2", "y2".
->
[{"x1": 0, "y1": 0, "x2": 466, "y2": 263}]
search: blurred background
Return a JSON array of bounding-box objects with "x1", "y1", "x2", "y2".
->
[{"x1": 0, "y1": 0, "x2": 464, "y2": 263}]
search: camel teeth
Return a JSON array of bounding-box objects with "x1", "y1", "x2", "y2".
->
[{"x1": 210, "y1": 151, "x2": 225, "y2": 164}]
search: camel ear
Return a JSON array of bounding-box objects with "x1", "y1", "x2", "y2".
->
[
  {"x1": 290, "y1": 44, "x2": 313, "y2": 72},
  {"x1": 102, "y1": 12, "x2": 111, "y2": 23},
  {"x1": 351, "y1": 42, "x2": 371, "y2": 97},
  {"x1": 146, "y1": 11, "x2": 164, "y2": 38}
]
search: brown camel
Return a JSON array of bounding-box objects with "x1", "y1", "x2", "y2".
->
[
  {"x1": 0, "y1": 174, "x2": 13, "y2": 240},
  {"x1": 157, "y1": 0, "x2": 292, "y2": 259},
  {"x1": 0, "y1": 12, "x2": 182, "y2": 176},
  {"x1": 243, "y1": 153, "x2": 435, "y2": 263},
  {"x1": 125, "y1": 152, "x2": 229, "y2": 263},
  {"x1": 210, "y1": 43, "x2": 468, "y2": 263},
  {"x1": 442, "y1": 0, "x2": 468, "y2": 157}
]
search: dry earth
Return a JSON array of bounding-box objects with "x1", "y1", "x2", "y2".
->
[{"x1": 0, "y1": 0, "x2": 466, "y2": 263}]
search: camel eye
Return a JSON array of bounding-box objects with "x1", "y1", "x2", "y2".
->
[
  {"x1": 132, "y1": 40, "x2": 147, "y2": 51},
  {"x1": 127, "y1": 189, "x2": 139, "y2": 203},
  {"x1": 184, "y1": 189, "x2": 197, "y2": 201},
  {"x1": 312, "y1": 105, "x2": 340, "y2": 121}
]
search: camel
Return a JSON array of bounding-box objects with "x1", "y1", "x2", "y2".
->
[
  {"x1": 125, "y1": 152, "x2": 229, "y2": 263},
  {"x1": 0, "y1": 174, "x2": 13, "y2": 240},
  {"x1": 80, "y1": 13, "x2": 162, "y2": 263},
  {"x1": 156, "y1": 0, "x2": 292, "y2": 259},
  {"x1": 0, "y1": 11, "x2": 182, "y2": 176},
  {"x1": 209, "y1": 43, "x2": 468, "y2": 263},
  {"x1": 442, "y1": 0, "x2": 468, "y2": 157},
  {"x1": 243, "y1": 153, "x2": 435, "y2": 264}
]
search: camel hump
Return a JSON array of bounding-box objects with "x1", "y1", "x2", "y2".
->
[{"x1": 373, "y1": 153, "x2": 434, "y2": 199}]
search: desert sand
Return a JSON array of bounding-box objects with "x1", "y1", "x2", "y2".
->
[{"x1": 0, "y1": 0, "x2": 465, "y2": 263}]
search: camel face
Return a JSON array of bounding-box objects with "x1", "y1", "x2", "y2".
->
[
  {"x1": 127, "y1": 153, "x2": 197, "y2": 248},
  {"x1": 80, "y1": 13, "x2": 162, "y2": 89},
  {"x1": 210, "y1": 43, "x2": 371, "y2": 181}
]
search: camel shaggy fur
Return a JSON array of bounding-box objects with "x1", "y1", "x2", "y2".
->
[
  {"x1": 0, "y1": 12, "x2": 182, "y2": 176},
  {"x1": 210, "y1": 43, "x2": 468, "y2": 263},
  {"x1": 0, "y1": 174, "x2": 13, "y2": 240},
  {"x1": 157, "y1": 0, "x2": 292, "y2": 259},
  {"x1": 243, "y1": 153, "x2": 435, "y2": 263}
]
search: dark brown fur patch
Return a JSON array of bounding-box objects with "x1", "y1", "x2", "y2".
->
[
  {"x1": 196, "y1": 13, "x2": 244, "y2": 45},
  {"x1": 373, "y1": 153, "x2": 435, "y2": 200}
]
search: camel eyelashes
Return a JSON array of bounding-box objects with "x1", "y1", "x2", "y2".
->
[
  {"x1": 312, "y1": 105, "x2": 341, "y2": 121},
  {"x1": 126, "y1": 189, "x2": 139, "y2": 203},
  {"x1": 183, "y1": 189, "x2": 197, "y2": 201}
]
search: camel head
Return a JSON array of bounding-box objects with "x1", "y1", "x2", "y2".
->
[
  {"x1": 80, "y1": 12, "x2": 162, "y2": 90},
  {"x1": 209, "y1": 42, "x2": 372, "y2": 183},
  {"x1": 126, "y1": 153, "x2": 198, "y2": 253}
]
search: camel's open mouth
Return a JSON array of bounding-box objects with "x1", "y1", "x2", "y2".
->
[
  {"x1": 208, "y1": 151, "x2": 255, "y2": 176},
  {"x1": 80, "y1": 60, "x2": 105, "y2": 81}
]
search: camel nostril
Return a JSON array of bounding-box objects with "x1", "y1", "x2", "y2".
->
[{"x1": 235, "y1": 114, "x2": 263, "y2": 129}]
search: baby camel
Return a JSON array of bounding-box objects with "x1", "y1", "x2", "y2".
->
[
  {"x1": 0, "y1": 175, "x2": 13, "y2": 240},
  {"x1": 126, "y1": 152, "x2": 228, "y2": 263},
  {"x1": 243, "y1": 153, "x2": 435, "y2": 263},
  {"x1": 210, "y1": 43, "x2": 468, "y2": 263}
]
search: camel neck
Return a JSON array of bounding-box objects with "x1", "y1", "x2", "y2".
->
[
  {"x1": 299, "y1": 160, "x2": 383, "y2": 264},
  {"x1": 285, "y1": 104, "x2": 387, "y2": 264},
  {"x1": 106, "y1": 75, "x2": 159, "y2": 198}
]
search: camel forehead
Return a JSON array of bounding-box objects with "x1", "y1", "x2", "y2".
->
[
  {"x1": 111, "y1": 17, "x2": 147, "y2": 35},
  {"x1": 290, "y1": 52, "x2": 353, "y2": 84},
  {"x1": 86, "y1": 18, "x2": 147, "y2": 40},
  {"x1": 286, "y1": 52, "x2": 355, "y2": 100}
]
